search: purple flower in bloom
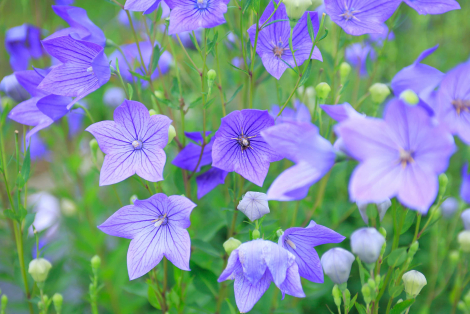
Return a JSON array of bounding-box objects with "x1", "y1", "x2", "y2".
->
[
  {"x1": 248, "y1": 2, "x2": 322, "y2": 80},
  {"x1": 23, "y1": 133, "x2": 51, "y2": 162},
  {"x1": 46, "y1": 5, "x2": 106, "y2": 47},
  {"x1": 435, "y1": 61, "x2": 470, "y2": 145},
  {"x1": 278, "y1": 221, "x2": 345, "y2": 283},
  {"x1": 38, "y1": 36, "x2": 111, "y2": 109},
  {"x1": 0, "y1": 73, "x2": 29, "y2": 102},
  {"x1": 109, "y1": 41, "x2": 172, "y2": 85},
  {"x1": 218, "y1": 239, "x2": 305, "y2": 313},
  {"x1": 321, "y1": 103, "x2": 363, "y2": 122},
  {"x1": 271, "y1": 100, "x2": 311, "y2": 124},
  {"x1": 261, "y1": 121, "x2": 336, "y2": 201},
  {"x1": 125, "y1": 0, "x2": 162, "y2": 14},
  {"x1": 166, "y1": 0, "x2": 230, "y2": 35},
  {"x1": 460, "y1": 163, "x2": 470, "y2": 204},
  {"x1": 196, "y1": 167, "x2": 228, "y2": 199},
  {"x1": 336, "y1": 98, "x2": 456, "y2": 213},
  {"x1": 8, "y1": 70, "x2": 71, "y2": 141},
  {"x1": 5, "y1": 24, "x2": 44, "y2": 71},
  {"x1": 98, "y1": 193, "x2": 196, "y2": 280},
  {"x1": 86, "y1": 100, "x2": 172, "y2": 186},
  {"x1": 403, "y1": 0, "x2": 460, "y2": 15},
  {"x1": 345, "y1": 43, "x2": 376, "y2": 77},
  {"x1": 324, "y1": 0, "x2": 401, "y2": 36},
  {"x1": 212, "y1": 109, "x2": 281, "y2": 186}
]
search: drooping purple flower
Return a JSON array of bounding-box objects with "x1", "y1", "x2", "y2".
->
[
  {"x1": 324, "y1": 0, "x2": 401, "y2": 36},
  {"x1": 67, "y1": 106, "x2": 85, "y2": 136},
  {"x1": 345, "y1": 43, "x2": 376, "y2": 77},
  {"x1": 125, "y1": 0, "x2": 162, "y2": 14},
  {"x1": 247, "y1": 3, "x2": 322, "y2": 80},
  {"x1": 218, "y1": 239, "x2": 305, "y2": 313},
  {"x1": 109, "y1": 41, "x2": 172, "y2": 85},
  {"x1": 278, "y1": 221, "x2": 345, "y2": 283},
  {"x1": 103, "y1": 86, "x2": 126, "y2": 107},
  {"x1": 402, "y1": 0, "x2": 460, "y2": 15},
  {"x1": 8, "y1": 70, "x2": 71, "y2": 141},
  {"x1": 271, "y1": 100, "x2": 311, "y2": 124},
  {"x1": 435, "y1": 61, "x2": 470, "y2": 145},
  {"x1": 23, "y1": 133, "x2": 51, "y2": 162},
  {"x1": 261, "y1": 121, "x2": 336, "y2": 201},
  {"x1": 86, "y1": 100, "x2": 172, "y2": 186},
  {"x1": 0, "y1": 73, "x2": 30, "y2": 102},
  {"x1": 212, "y1": 109, "x2": 281, "y2": 186},
  {"x1": 38, "y1": 36, "x2": 111, "y2": 109},
  {"x1": 98, "y1": 193, "x2": 196, "y2": 280},
  {"x1": 195, "y1": 167, "x2": 228, "y2": 199},
  {"x1": 321, "y1": 248, "x2": 355, "y2": 284},
  {"x1": 46, "y1": 5, "x2": 106, "y2": 47},
  {"x1": 5, "y1": 24, "x2": 44, "y2": 71},
  {"x1": 336, "y1": 98, "x2": 456, "y2": 213},
  {"x1": 166, "y1": 0, "x2": 230, "y2": 35},
  {"x1": 460, "y1": 163, "x2": 470, "y2": 204}
]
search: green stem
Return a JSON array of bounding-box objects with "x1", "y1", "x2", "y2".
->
[
  {"x1": 249, "y1": 1, "x2": 261, "y2": 109},
  {"x1": 75, "y1": 104, "x2": 95, "y2": 124}
]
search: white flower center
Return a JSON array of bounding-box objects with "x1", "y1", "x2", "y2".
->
[{"x1": 132, "y1": 140, "x2": 143, "y2": 150}]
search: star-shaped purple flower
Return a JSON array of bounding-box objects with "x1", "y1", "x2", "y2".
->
[
  {"x1": 212, "y1": 109, "x2": 281, "y2": 186},
  {"x1": 125, "y1": 0, "x2": 162, "y2": 14},
  {"x1": 38, "y1": 35, "x2": 111, "y2": 109},
  {"x1": 248, "y1": 2, "x2": 322, "y2": 80},
  {"x1": 278, "y1": 221, "x2": 345, "y2": 283},
  {"x1": 261, "y1": 121, "x2": 336, "y2": 201},
  {"x1": 98, "y1": 193, "x2": 196, "y2": 280},
  {"x1": 5, "y1": 24, "x2": 44, "y2": 71},
  {"x1": 403, "y1": 0, "x2": 460, "y2": 15},
  {"x1": 166, "y1": 0, "x2": 230, "y2": 35},
  {"x1": 324, "y1": 0, "x2": 401, "y2": 36},
  {"x1": 336, "y1": 98, "x2": 456, "y2": 213},
  {"x1": 435, "y1": 61, "x2": 470, "y2": 145},
  {"x1": 218, "y1": 239, "x2": 305, "y2": 313},
  {"x1": 86, "y1": 100, "x2": 172, "y2": 186}
]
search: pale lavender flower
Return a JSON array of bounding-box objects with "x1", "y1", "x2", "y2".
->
[
  {"x1": 320, "y1": 248, "x2": 355, "y2": 284},
  {"x1": 345, "y1": 43, "x2": 376, "y2": 77},
  {"x1": 336, "y1": 98, "x2": 455, "y2": 213},
  {"x1": 103, "y1": 87, "x2": 126, "y2": 107},
  {"x1": 237, "y1": 192, "x2": 270, "y2": 221},
  {"x1": 218, "y1": 239, "x2": 305, "y2": 313},
  {"x1": 166, "y1": 0, "x2": 230, "y2": 35},
  {"x1": 356, "y1": 199, "x2": 391, "y2": 224},
  {"x1": 86, "y1": 100, "x2": 171, "y2": 186},
  {"x1": 278, "y1": 221, "x2": 345, "y2": 283},
  {"x1": 5, "y1": 24, "x2": 44, "y2": 71},
  {"x1": 195, "y1": 167, "x2": 228, "y2": 199},
  {"x1": 461, "y1": 209, "x2": 470, "y2": 230},
  {"x1": 324, "y1": 0, "x2": 401, "y2": 36},
  {"x1": 271, "y1": 100, "x2": 311, "y2": 124},
  {"x1": 350, "y1": 228, "x2": 385, "y2": 264},
  {"x1": 261, "y1": 121, "x2": 336, "y2": 201},
  {"x1": 321, "y1": 103, "x2": 362, "y2": 122},
  {"x1": 461, "y1": 163, "x2": 470, "y2": 204},
  {"x1": 403, "y1": 0, "x2": 460, "y2": 15},
  {"x1": 212, "y1": 109, "x2": 281, "y2": 186},
  {"x1": 23, "y1": 133, "x2": 51, "y2": 162},
  {"x1": 0, "y1": 73, "x2": 29, "y2": 102},
  {"x1": 247, "y1": 2, "x2": 322, "y2": 80},
  {"x1": 125, "y1": 0, "x2": 162, "y2": 14},
  {"x1": 98, "y1": 193, "x2": 196, "y2": 280},
  {"x1": 29, "y1": 192, "x2": 61, "y2": 240},
  {"x1": 441, "y1": 197, "x2": 458, "y2": 219}
]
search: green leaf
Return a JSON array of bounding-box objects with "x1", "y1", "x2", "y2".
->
[
  {"x1": 226, "y1": 85, "x2": 243, "y2": 105},
  {"x1": 400, "y1": 210, "x2": 416, "y2": 234},
  {"x1": 158, "y1": 98, "x2": 180, "y2": 110},
  {"x1": 207, "y1": 31, "x2": 219, "y2": 54},
  {"x1": 387, "y1": 248, "x2": 408, "y2": 267},
  {"x1": 23, "y1": 213, "x2": 36, "y2": 238},
  {"x1": 261, "y1": 19, "x2": 289, "y2": 30},
  {"x1": 299, "y1": 60, "x2": 312, "y2": 86},
  {"x1": 189, "y1": 96, "x2": 203, "y2": 109},
  {"x1": 3, "y1": 209, "x2": 17, "y2": 221},
  {"x1": 127, "y1": 83, "x2": 134, "y2": 100},
  {"x1": 349, "y1": 293, "x2": 358, "y2": 311},
  {"x1": 390, "y1": 299, "x2": 414, "y2": 314},
  {"x1": 318, "y1": 29, "x2": 329, "y2": 42},
  {"x1": 242, "y1": 0, "x2": 253, "y2": 14},
  {"x1": 192, "y1": 239, "x2": 222, "y2": 257},
  {"x1": 151, "y1": 45, "x2": 162, "y2": 72},
  {"x1": 279, "y1": 58, "x2": 297, "y2": 74},
  {"x1": 307, "y1": 14, "x2": 315, "y2": 42},
  {"x1": 355, "y1": 303, "x2": 367, "y2": 314},
  {"x1": 204, "y1": 98, "x2": 216, "y2": 109},
  {"x1": 226, "y1": 298, "x2": 237, "y2": 314},
  {"x1": 128, "y1": 70, "x2": 150, "y2": 81},
  {"x1": 147, "y1": 286, "x2": 161, "y2": 309},
  {"x1": 388, "y1": 283, "x2": 404, "y2": 298},
  {"x1": 227, "y1": 62, "x2": 250, "y2": 76}
]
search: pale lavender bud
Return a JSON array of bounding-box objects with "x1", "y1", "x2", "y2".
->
[
  {"x1": 321, "y1": 248, "x2": 355, "y2": 284},
  {"x1": 103, "y1": 86, "x2": 126, "y2": 107},
  {"x1": 351, "y1": 228, "x2": 385, "y2": 264},
  {"x1": 441, "y1": 197, "x2": 458, "y2": 219},
  {"x1": 461, "y1": 209, "x2": 470, "y2": 230},
  {"x1": 0, "y1": 73, "x2": 29, "y2": 102}
]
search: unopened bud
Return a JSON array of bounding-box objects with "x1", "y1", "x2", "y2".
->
[
  {"x1": 149, "y1": 109, "x2": 157, "y2": 116},
  {"x1": 207, "y1": 69, "x2": 216, "y2": 81},
  {"x1": 458, "y1": 230, "x2": 470, "y2": 252},
  {"x1": 282, "y1": 0, "x2": 313, "y2": 20},
  {"x1": 154, "y1": 90, "x2": 164, "y2": 99},
  {"x1": 449, "y1": 250, "x2": 460, "y2": 264},
  {"x1": 340, "y1": 62, "x2": 352, "y2": 82},
  {"x1": 375, "y1": 275, "x2": 381, "y2": 287},
  {"x1": 252, "y1": 229, "x2": 261, "y2": 240},
  {"x1": 315, "y1": 82, "x2": 331, "y2": 100},
  {"x1": 130, "y1": 195, "x2": 138, "y2": 204},
  {"x1": 91, "y1": 255, "x2": 101, "y2": 270},
  {"x1": 1, "y1": 295, "x2": 7, "y2": 311},
  {"x1": 402, "y1": 270, "x2": 427, "y2": 298},
  {"x1": 223, "y1": 237, "x2": 241, "y2": 255},
  {"x1": 168, "y1": 125, "x2": 176, "y2": 144},
  {"x1": 52, "y1": 293, "x2": 63, "y2": 313},
  {"x1": 457, "y1": 301, "x2": 467, "y2": 312},
  {"x1": 369, "y1": 83, "x2": 390, "y2": 104},
  {"x1": 368, "y1": 278, "x2": 376, "y2": 290},
  {"x1": 438, "y1": 173, "x2": 448, "y2": 198},
  {"x1": 60, "y1": 198, "x2": 77, "y2": 217},
  {"x1": 276, "y1": 229, "x2": 284, "y2": 237},
  {"x1": 351, "y1": 228, "x2": 385, "y2": 264},
  {"x1": 362, "y1": 285, "x2": 372, "y2": 304},
  {"x1": 321, "y1": 248, "x2": 355, "y2": 284},
  {"x1": 408, "y1": 241, "x2": 419, "y2": 258},
  {"x1": 343, "y1": 289, "x2": 351, "y2": 309},
  {"x1": 400, "y1": 89, "x2": 419, "y2": 105},
  {"x1": 28, "y1": 258, "x2": 52, "y2": 283}
]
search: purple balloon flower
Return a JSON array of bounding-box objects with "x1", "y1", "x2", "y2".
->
[
  {"x1": 271, "y1": 100, "x2": 311, "y2": 124},
  {"x1": 0, "y1": 73, "x2": 30, "y2": 102},
  {"x1": 166, "y1": 0, "x2": 230, "y2": 35},
  {"x1": 261, "y1": 122, "x2": 336, "y2": 201},
  {"x1": 38, "y1": 36, "x2": 111, "y2": 109},
  {"x1": 212, "y1": 109, "x2": 281, "y2": 186},
  {"x1": 324, "y1": 0, "x2": 400, "y2": 36},
  {"x1": 86, "y1": 100, "x2": 172, "y2": 186},
  {"x1": 218, "y1": 239, "x2": 305, "y2": 313},
  {"x1": 125, "y1": 0, "x2": 162, "y2": 14},
  {"x1": 321, "y1": 102, "x2": 363, "y2": 122},
  {"x1": 278, "y1": 221, "x2": 345, "y2": 283},
  {"x1": 46, "y1": 5, "x2": 106, "y2": 47},
  {"x1": 196, "y1": 167, "x2": 228, "y2": 199},
  {"x1": 5, "y1": 24, "x2": 44, "y2": 71},
  {"x1": 403, "y1": 0, "x2": 460, "y2": 15},
  {"x1": 23, "y1": 133, "x2": 51, "y2": 162},
  {"x1": 435, "y1": 61, "x2": 470, "y2": 145},
  {"x1": 461, "y1": 163, "x2": 470, "y2": 204},
  {"x1": 98, "y1": 193, "x2": 196, "y2": 280},
  {"x1": 345, "y1": 43, "x2": 376, "y2": 77},
  {"x1": 336, "y1": 98, "x2": 456, "y2": 213},
  {"x1": 248, "y1": 3, "x2": 322, "y2": 80}
]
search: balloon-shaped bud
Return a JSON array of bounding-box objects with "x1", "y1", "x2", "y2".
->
[
  {"x1": 28, "y1": 258, "x2": 52, "y2": 283},
  {"x1": 399, "y1": 89, "x2": 419, "y2": 105},
  {"x1": 154, "y1": 90, "x2": 165, "y2": 99},
  {"x1": 223, "y1": 237, "x2": 241, "y2": 255},
  {"x1": 282, "y1": 0, "x2": 312, "y2": 20},
  {"x1": 276, "y1": 229, "x2": 284, "y2": 237},
  {"x1": 438, "y1": 173, "x2": 448, "y2": 198},
  {"x1": 60, "y1": 198, "x2": 77, "y2": 217},
  {"x1": 130, "y1": 195, "x2": 138, "y2": 204},
  {"x1": 315, "y1": 82, "x2": 331, "y2": 100},
  {"x1": 458, "y1": 230, "x2": 470, "y2": 252},
  {"x1": 252, "y1": 229, "x2": 261, "y2": 240},
  {"x1": 350, "y1": 228, "x2": 385, "y2": 264},
  {"x1": 52, "y1": 293, "x2": 63, "y2": 313},
  {"x1": 91, "y1": 255, "x2": 101, "y2": 270},
  {"x1": 168, "y1": 125, "x2": 176, "y2": 144},
  {"x1": 149, "y1": 109, "x2": 157, "y2": 116},
  {"x1": 321, "y1": 248, "x2": 355, "y2": 284},
  {"x1": 369, "y1": 83, "x2": 390, "y2": 104},
  {"x1": 1, "y1": 294, "x2": 7, "y2": 311},
  {"x1": 441, "y1": 197, "x2": 459, "y2": 219},
  {"x1": 340, "y1": 62, "x2": 352, "y2": 82},
  {"x1": 402, "y1": 270, "x2": 427, "y2": 298},
  {"x1": 0, "y1": 74, "x2": 29, "y2": 102}
]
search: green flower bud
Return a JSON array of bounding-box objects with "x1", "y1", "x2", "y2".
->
[
  {"x1": 399, "y1": 89, "x2": 419, "y2": 105},
  {"x1": 340, "y1": 62, "x2": 352, "y2": 82},
  {"x1": 315, "y1": 82, "x2": 331, "y2": 100},
  {"x1": 276, "y1": 229, "x2": 284, "y2": 237},
  {"x1": 332, "y1": 285, "x2": 342, "y2": 308},
  {"x1": 438, "y1": 173, "x2": 448, "y2": 198},
  {"x1": 367, "y1": 278, "x2": 376, "y2": 290},
  {"x1": 91, "y1": 255, "x2": 101, "y2": 270},
  {"x1": 207, "y1": 69, "x2": 217, "y2": 81},
  {"x1": 1, "y1": 295, "x2": 7, "y2": 311},
  {"x1": 449, "y1": 250, "x2": 460, "y2": 264},
  {"x1": 28, "y1": 258, "x2": 52, "y2": 283},
  {"x1": 52, "y1": 293, "x2": 63, "y2": 314},
  {"x1": 369, "y1": 83, "x2": 390, "y2": 104},
  {"x1": 43, "y1": 295, "x2": 49, "y2": 306},
  {"x1": 457, "y1": 301, "x2": 467, "y2": 312},
  {"x1": 130, "y1": 195, "x2": 138, "y2": 204},
  {"x1": 408, "y1": 241, "x2": 419, "y2": 258},
  {"x1": 252, "y1": 229, "x2": 261, "y2": 240},
  {"x1": 402, "y1": 270, "x2": 427, "y2": 298},
  {"x1": 60, "y1": 198, "x2": 77, "y2": 217},
  {"x1": 458, "y1": 230, "x2": 470, "y2": 252},
  {"x1": 343, "y1": 289, "x2": 351, "y2": 309},
  {"x1": 282, "y1": 0, "x2": 312, "y2": 20},
  {"x1": 89, "y1": 139, "x2": 99, "y2": 164},
  {"x1": 149, "y1": 109, "x2": 157, "y2": 116},
  {"x1": 375, "y1": 275, "x2": 381, "y2": 287},
  {"x1": 464, "y1": 290, "x2": 470, "y2": 307},
  {"x1": 168, "y1": 125, "x2": 176, "y2": 144},
  {"x1": 223, "y1": 237, "x2": 242, "y2": 255},
  {"x1": 362, "y1": 284, "x2": 372, "y2": 304},
  {"x1": 154, "y1": 90, "x2": 165, "y2": 99},
  {"x1": 379, "y1": 227, "x2": 387, "y2": 238}
]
